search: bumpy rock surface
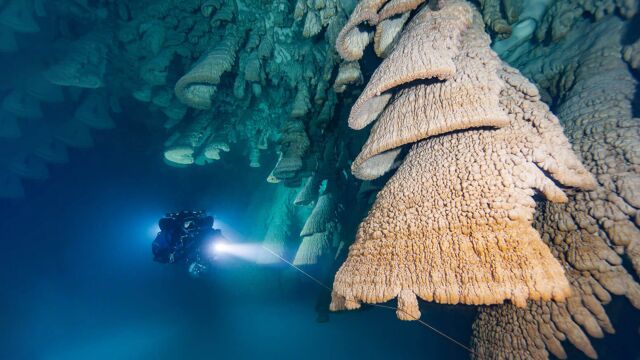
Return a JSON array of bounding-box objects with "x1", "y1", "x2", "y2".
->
[
  {"x1": 624, "y1": 38, "x2": 640, "y2": 69},
  {"x1": 174, "y1": 25, "x2": 244, "y2": 110},
  {"x1": 335, "y1": 0, "x2": 388, "y2": 61},
  {"x1": 347, "y1": 1, "x2": 473, "y2": 130},
  {"x1": 471, "y1": 16, "x2": 640, "y2": 360},
  {"x1": 351, "y1": 7, "x2": 508, "y2": 179},
  {"x1": 294, "y1": 193, "x2": 339, "y2": 265},
  {"x1": 256, "y1": 184, "x2": 300, "y2": 264},
  {"x1": 331, "y1": 0, "x2": 595, "y2": 317}
]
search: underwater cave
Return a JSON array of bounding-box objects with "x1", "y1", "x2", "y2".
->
[{"x1": 1, "y1": 0, "x2": 639, "y2": 359}]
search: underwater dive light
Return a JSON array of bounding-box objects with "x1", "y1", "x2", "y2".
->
[
  {"x1": 212, "y1": 241, "x2": 231, "y2": 254},
  {"x1": 206, "y1": 239, "x2": 262, "y2": 261}
]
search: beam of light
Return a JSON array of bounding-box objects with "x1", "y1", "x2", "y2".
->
[
  {"x1": 207, "y1": 241, "x2": 263, "y2": 262},
  {"x1": 212, "y1": 218, "x2": 243, "y2": 243},
  {"x1": 213, "y1": 242, "x2": 232, "y2": 253}
]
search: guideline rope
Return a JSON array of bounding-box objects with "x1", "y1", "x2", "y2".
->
[{"x1": 262, "y1": 246, "x2": 475, "y2": 355}]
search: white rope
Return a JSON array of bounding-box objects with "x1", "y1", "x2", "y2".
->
[{"x1": 261, "y1": 246, "x2": 474, "y2": 355}]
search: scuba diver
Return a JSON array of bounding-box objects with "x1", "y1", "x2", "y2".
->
[{"x1": 151, "y1": 210, "x2": 225, "y2": 277}]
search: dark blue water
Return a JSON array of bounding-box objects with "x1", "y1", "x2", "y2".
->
[
  {"x1": 0, "y1": 122, "x2": 474, "y2": 359},
  {"x1": 2, "y1": 2, "x2": 639, "y2": 359}
]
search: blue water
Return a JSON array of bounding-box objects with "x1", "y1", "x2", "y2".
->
[
  {"x1": 1, "y1": 1, "x2": 639, "y2": 359},
  {"x1": 0, "y1": 125, "x2": 474, "y2": 359}
]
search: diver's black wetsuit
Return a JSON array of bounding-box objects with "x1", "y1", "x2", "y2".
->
[
  {"x1": 152, "y1": 230, "x2": 173, "y2": 262},
  {"x1": 152, "y1": 211, "x2": 223, "y2": 277}
]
